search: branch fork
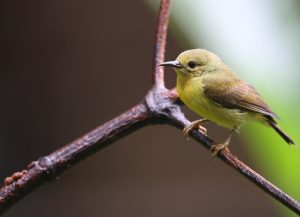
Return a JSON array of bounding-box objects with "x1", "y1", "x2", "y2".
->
[{"x1": 0, "y1": 0, "x2": 299, "y2": 215}]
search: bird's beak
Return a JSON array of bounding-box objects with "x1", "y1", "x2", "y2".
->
[{"x1": 158, "y1": 60, "x2": 183, "y2": 69}]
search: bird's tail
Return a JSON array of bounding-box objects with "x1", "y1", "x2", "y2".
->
[{"x1": 267, "y1": 118, "x2": 295, "y2": 145}]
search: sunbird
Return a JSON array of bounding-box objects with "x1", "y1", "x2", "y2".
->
[{"x1": 159, "y1": 49, "x2": 294, "y2": 155}]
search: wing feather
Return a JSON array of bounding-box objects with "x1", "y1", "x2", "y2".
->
[{"x1": 204, "y1": 80, "x2": 278, "y2": 119}]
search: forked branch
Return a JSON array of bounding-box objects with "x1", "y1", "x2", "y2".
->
[{"x1": 0, "y1": 0, "x2": 299, "y2": 215}]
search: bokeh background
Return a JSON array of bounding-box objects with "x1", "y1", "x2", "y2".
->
[{"x1": 0, "y1": 0, "x2": 299, "y2": 216}]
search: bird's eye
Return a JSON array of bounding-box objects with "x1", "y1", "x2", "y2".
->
[{"x1": 187, "y1": 61, "x2": 196, "y2": 69}]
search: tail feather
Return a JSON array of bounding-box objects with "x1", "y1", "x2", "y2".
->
[{"x1": 267, "y1": 118, "x2": 295, "y2": 145}]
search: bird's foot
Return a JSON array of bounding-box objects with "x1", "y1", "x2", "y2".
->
[
  {"x1": 183, "y1": 119, "x2": 208, "y2": 140},
  {"x1": 198, "y1": 125, "x2": 207, "y2": 135},
  {"x1": 210, "y1": 143, "x2": 230, "y2": 156}
]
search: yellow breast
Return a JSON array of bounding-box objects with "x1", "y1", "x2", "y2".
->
[{"x1": 176, "y1": 75, "x2": 248, "y2": 129}]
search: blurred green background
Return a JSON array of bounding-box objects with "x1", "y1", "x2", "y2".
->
[
  {"x1": 147, "y1": 0, "x2": 300, "y2": 216},
  {"x1": 0, "y1": 0, "x2": 299, "y2": 216}
]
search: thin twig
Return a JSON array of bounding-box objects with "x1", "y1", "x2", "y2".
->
[
  {"x1": 152, "y1": 0, "x2": 170, "y2": 89},
  {"x1": 0, "y1": 0, "x2": 299, "y2": 215}
]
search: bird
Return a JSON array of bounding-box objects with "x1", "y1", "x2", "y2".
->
[{"x1": 159, "y1": 49, "x2": 295, "y2": 155}]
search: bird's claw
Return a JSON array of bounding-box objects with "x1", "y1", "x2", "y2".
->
[
  {"x1": 198, "y1": 125, "x2": 207, "y2": 135},
  {"x1": 183, "y1": 119, "x2": 208, "y2": 140},
  {"x1": 210, "y1": 143, "x2": 230, "y2": 156}
]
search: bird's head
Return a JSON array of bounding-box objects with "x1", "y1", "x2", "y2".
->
[{"x1": 159, "y1": 49, "x2": 222, "y2": 78}]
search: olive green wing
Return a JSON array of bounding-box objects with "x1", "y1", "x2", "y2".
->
[{"x1": 203, "y1": 81, "x2": 278, "y2": 119}]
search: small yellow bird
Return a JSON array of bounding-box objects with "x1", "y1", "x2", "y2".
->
[{"x1": 159, "y1": 49, "x2": 294, "y2": 155}]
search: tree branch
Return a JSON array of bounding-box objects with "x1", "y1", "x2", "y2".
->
[
  {"x1": 0, "y1": 0, "x2": 299, "y2": 215},
  {"x1": 152, "y1": 0, "x2": 170, "y2": 88},
  {"x1": 165, "y1": 110, "x2": 300, "y2": 214},
  {"x1": 0, "y1": 103, "x2": 152, "y2": 214}
]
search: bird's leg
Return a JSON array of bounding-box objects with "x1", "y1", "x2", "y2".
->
[
  {"x1": 183, "y1": 118, "x2": 208, "y2": 139},
  {"x1": 210, "y1": 128, "x2": 236, "y2": 156}
]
